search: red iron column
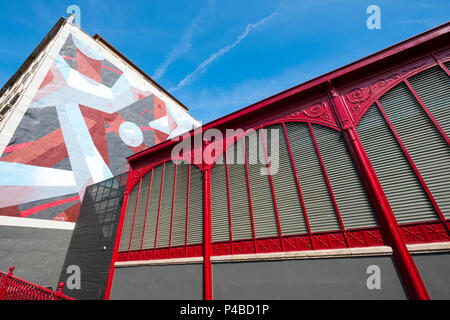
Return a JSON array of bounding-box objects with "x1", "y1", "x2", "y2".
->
[
  {"x1": 203, "y1": 139, "x2": 213, "y2": 300},
  {"x1": 328, "y1": 87, "x2": 430, "y2": 300}
]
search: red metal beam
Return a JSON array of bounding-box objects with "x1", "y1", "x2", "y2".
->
[
  {"x1": 153, "y1": 162, "x2": 166, "y2": 249},
  {"x1": 328, "y1": 88, "x2": 430, "y2": 300},
  {"x1": 260, "y1": 128, "x2": 284, "y2": 249},
  {"x1": 127, "y1": 179, "x2": 142, "y2": 252},
  {"x1": 308, "y1": 122, "x2": 349, "y2": 247},
  {"x1": 140, "y1": 169, "x2": 153, "y2": 250},
  {"x1": 375, "y1": 100, "x2": 449, "y2": 233},
  {"x1": 223, "y1": 143, "x2": 234, "y2": 250},
  {"x1": 203, "y1": 140, "x2": 213, "y2": 300},
  {"x1": 404, "y1": 79, "x2": 450, "y2": 146},
  {"x1": 282, "y1": 122, "x2": 315, "y2": 249},
  {"x1": 241, "y1": 137, "x2": 257, "y2": 252},
  {"x1": 168, "y1": 164, "x2": 178, "y2": 256},
  {"x1": 185, "y1": 164, "x2": 191, "y2": 256}
]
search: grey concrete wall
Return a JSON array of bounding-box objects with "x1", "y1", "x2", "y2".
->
[
  {"x1": 413, "y1": 252, "x2": 450, "y2": 300},
  {"x1": 0, "y1": 225, "x2": 72, "y2": 289},
  {"x1": 212, "y1": 256, "x2": 407, "y2": 299},
  {"x1": 110, "y1": 264, "x2": 203, "y2": 300}
]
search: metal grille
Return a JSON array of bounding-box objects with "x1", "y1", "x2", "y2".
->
[
  {"x1": 445, "y1": 61, "x2": 450, "y2": 71},
  {"x1": 156, "y1": 162, "x2": 176, "y2": 248},
  {"x1": 285, "y1": 122, "x2": 340, "y2": 232},
  {"x1": 171, "y1": 163, "x2": 189, "y2": 247},
  {"x1": 142, "y1": 165, "x2": 164, "y2": 250},
  {"x1": 129, "y1": 172, "x2": 151, "y2": 251},
  {"x1": 312, "y1": 124, "x2": 378, "y2": 229},
  {"x1": 187, "y1": 165, "x2": 203, "y2": 245},
  {"x1": 266, "y1": 124, "x2": 307, "y2": 235},
  {"x1": 227, "y1": 140, "x2": 254, "y2": 240},
  {"x1": 245, "y1": 130, "x2": 279, "y2": 238},
  {"x1": 379, "y1": 81, "x2": 450, "y2": 220},
  {"x1": 211, "y1": 154, "x2": 231, "y2": 242},
  {"x1": 118, "y1": 185, "x2": 138, "y2": 251},
  {"x1": 357, "y1": 103, "x2": 437, "y2": 224},
  {"x1": 408, "y1": 66, "x2": 450, "y2": 138}
]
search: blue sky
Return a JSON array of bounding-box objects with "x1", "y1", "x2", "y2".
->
[{"x1": 0, "y1": 0, "x2": 448, "y2": 123}]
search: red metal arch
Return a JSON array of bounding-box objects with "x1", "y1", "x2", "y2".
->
[
  {"x1": 344, "y1": 54, "x2": 450, "y2": 126},
  {"x1": 126, "y1": 158, "x2": 201, "y2": 194}
]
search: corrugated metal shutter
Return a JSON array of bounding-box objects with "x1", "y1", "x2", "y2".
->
[
  {"x1": 118, "y1": 185, "x2": 139, "y2": 251},
  {"x1": 156, "y1": 162, "x2": 176, "y2": 248},
  {"x1": 378, "y1": 82, "x2": 449, "y2": 219},
  {"x1": 285, "y1": 122, "x2": 340, "y2": 232},
  {"x1": 357, "y1": 103, "x2": 437, "y2": 223},
  {"x1": 444, "y1": 61, "x2": 450, "y2": 71},
  {"x1": 187, "y1": 165, "x2": 203, "y2": 245},
  {"x1": 171, "y1": 163, "x2": 189, "y2": 247},
  {"x1": 408, "y1": 66, "x2": 450, "y2": 138},
  {"x1": 129, "y1": 172, "x2": 151, "y2": 250},
  {"x1": 312, "y1": 124, "x2": 378, "y2": 229},
  {"x1": 211, "y1": 154, "x2": 230, "y2": 242},
  {"x1": 266, "y1": 124, "x2": 307, "y2": 235},
  {"x1": 245, "y1": 130, "x2": 279, "y2": 238},
  {"x1": 142, "y1": 165, "x2": 163, "y2": 249},
  {"x1": 227, "y1": 140, "x2": 254, "y2": 240}
]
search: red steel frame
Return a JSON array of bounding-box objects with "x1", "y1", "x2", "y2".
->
[
  {"x1": 153, "y1": 163, "x2": 165, "y2": 249},
  {"x1": 282, "y1": 122, "x2": 315, "y2": 249},
  {"x1": 375, "y1": 100, "x2": 449, "y2": 233},
  {"x1": 404, "y1": 79, "x2": 450, "y2": 146},
  {"x1": 203, "y1": 142, "x2": 212, "y2": 300},
  {"x1": 223, "y1": 141, "x2": 234, "y2": 251},
  {"x1": 259, "y1": 128, "x2": 284, "y2": 249},
  {"x1": 140, "y1": 169, "x2": 153, "y2": 251},
  {"x1": 241, "y1": 137, "x2": 258, "y2": 252},
  {"x1": 309, "y1": 122, "x2": 350, "y2": 247},
  {"x1": 168, "y1": 164, "x2": 178, "y2": 257},
  {"x1": 329, "y1": 86, "x2": 430, "y2": 300},
  {"x1": 127, "y1": 179, "x2": 142, "y2": 253},
  {"x1": 105, "y1": 23, "x2": 450, "y2": 300}
]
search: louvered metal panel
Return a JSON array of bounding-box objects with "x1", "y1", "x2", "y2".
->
[
  {"x1": 285, "y1": 122, "x2": 340, "y2": 233},
  {"x1": 171, "y1": 163, "x2": 189, "y2": 247},
  {"x1": 445, "y1": 61, "x2": 450, "y2": 71},
  {"x1": 312, "y1": 124, "x2": 378, "y2": 229},
  {"x1": 357, "y1": 104, "x2": 437, "y2": 223},
  {"x1": 378, "y1": 82, "x2": 449, "y2": 219},
  {"x1": 187, "y1": 165, "x2": 203, "y2": 245},
  {"x1": 266, "y1": 124, "x2": 307, "y2": 235},
  {"x1": 211, "y1": 154, "x2": 231, "y2": 242},
  {"x1": 408, "y1": 66, "x2": 450, "y2": 138},
  {"x1": 141, "y1": 165, "x2": 163, "y2": 250},
  {"x1": 129, "y1": 172, "x2": 151, "y2": 250},
  {"x1": 118, "y1": 185, "x2": 139, "y2": 252},
  {"x1": 227, "y1": 140, "x2": 254, "y2": 240},
  {"x1": 156, "y1": 162, "x2": 176, "y2": 248},
  {"x1": 245, "y1": 130, "x2": 279, "y2": 238}
]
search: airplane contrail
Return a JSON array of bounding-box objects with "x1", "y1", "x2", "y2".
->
[{"x1": 170, "y1": 2, "x2": 285, "y2": 92}]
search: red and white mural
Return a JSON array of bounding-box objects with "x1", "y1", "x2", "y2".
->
[{"x1": 0, "y1": 31, "x2": 199, "y2": 223}]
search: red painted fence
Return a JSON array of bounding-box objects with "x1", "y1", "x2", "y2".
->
[{"x1": 0, "y1": 267, "x2": 75, "y2": 300}]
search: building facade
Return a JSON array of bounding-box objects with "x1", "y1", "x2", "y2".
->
[
  {"x1": 0, "y1": 16, "x2": 200, "y2": 288},
  {"x1": 106, "y1": 22, "x2": 450, "y2": 300}
]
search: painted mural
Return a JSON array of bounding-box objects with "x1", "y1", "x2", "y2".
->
[{"x1": 0, "y1": 33, "x2": 198, "y2": 223}]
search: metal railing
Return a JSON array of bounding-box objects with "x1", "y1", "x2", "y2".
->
[{"x1": 0, "y1": 267, "x2": 75, "y2": 300}]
